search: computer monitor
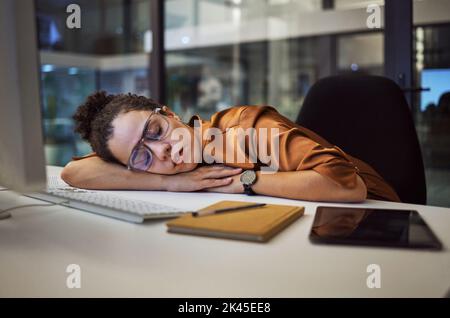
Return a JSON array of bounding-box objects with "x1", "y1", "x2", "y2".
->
[{"x1": 0, "y1": 1, "x2": 46, "y2": 199}]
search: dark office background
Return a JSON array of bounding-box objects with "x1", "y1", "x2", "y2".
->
[{"x1": 34, "y1": 0, "x2": 450, "y2": 207}]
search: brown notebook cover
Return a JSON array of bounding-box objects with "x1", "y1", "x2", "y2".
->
[{"x1": 166, "y1": 201, "x2": 304, "y2": 242}]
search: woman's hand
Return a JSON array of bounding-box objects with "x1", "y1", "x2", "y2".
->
[
  {"x1": 163, "y1": 165, "x2": 242, "y2": 192},
  {"x1": 204, "y1": 173, "x2": 244, "y2": 194}
]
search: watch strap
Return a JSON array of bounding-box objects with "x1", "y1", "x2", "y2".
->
[{"x1": 243, "y1": 183, "x2": 256, "y2": 196}]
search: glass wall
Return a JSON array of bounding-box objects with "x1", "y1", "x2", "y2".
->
[
  {"x1": 36, "y1": 0, "x2": 151, "y2": 54},
  {"x1": 36, "y1": 0, "x2": 152, "y2": 165},
  {"x1": 165, "y1": 0, "x2": 385, "y2": 122},
  {"x1": 40, "y1": 65, "x2": 96, "y2": 165},
  {"x1": 413, "y1": 0, "x2": 450, "y2": 207}
]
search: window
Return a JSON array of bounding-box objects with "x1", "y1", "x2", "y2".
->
[
  {"x1": 413, "y1": 0, "x2": 450, "y2": 207},
  {"x1": 36, "y1": 0, "x2": 152, "y2": 165},
  {"x1": 165, "y1": 0, "x2": 385, "y2": 122}
]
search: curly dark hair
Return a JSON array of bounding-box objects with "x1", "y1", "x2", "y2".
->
[{"x1": 73, "y1": 91, "x2": 164, "y2": 164}]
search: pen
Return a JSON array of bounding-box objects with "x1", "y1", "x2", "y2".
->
[{"x1": 192, "y1": 203, "x2": 266, "y2": 217}]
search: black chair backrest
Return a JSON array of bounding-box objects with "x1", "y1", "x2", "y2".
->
[{"x1": 296, "y1": 75, "x2": 426, "y2": 204}]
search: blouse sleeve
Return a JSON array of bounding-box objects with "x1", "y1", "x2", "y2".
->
[
  {"x1": 71, "y1": 152, "x2": 98, "y2": 161},
  {"x1": 239, "y1": 105, "x2": 361, "y2": 189},
  {"x1": 297, "y1": 142, "x2": 360, "y2": 189}
]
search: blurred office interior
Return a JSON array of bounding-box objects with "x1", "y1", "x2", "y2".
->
[{"x1": 35, "y1": 0, "x2": 450, "y2": 207}]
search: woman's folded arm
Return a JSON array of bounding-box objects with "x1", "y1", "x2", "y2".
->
[
  {"x1": 252, "y1": 170, "x2": 367, "y2": 202},
  {"x1": 61, "y1": 156, "x2": 242, "y2": 192},
  {"x1": 207, "y1": 170, "x2": 367, "y2": 203},
  {"x1": 61, "y1": 155, "x2": 165, "y2": 190}
]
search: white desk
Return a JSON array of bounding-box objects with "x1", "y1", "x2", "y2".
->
[{"x1": 0, "y1": 166, "x2": 449, "y2": 297}]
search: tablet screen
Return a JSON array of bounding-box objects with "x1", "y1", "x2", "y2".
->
[{"x1": 309, "y1": 206, "x2": 442, "y2": 250}]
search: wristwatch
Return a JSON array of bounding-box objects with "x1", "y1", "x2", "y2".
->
[{"x1": 240, "y1": 170, "x2": 257, "y2": 196}]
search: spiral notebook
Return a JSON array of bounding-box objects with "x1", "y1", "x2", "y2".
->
[{"x1": 166, "y1": 201, "x2": 304, "y2": 242}]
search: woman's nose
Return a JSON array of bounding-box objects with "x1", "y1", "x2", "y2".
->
[{"x1": 148, "y1": 141, "x2": 171, "y2": 161}]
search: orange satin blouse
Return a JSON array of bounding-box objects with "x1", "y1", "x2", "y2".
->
[{"x1": 189, "y1": 105, "x2": 400, "y2": 202}]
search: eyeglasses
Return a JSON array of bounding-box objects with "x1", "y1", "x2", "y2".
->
[{"x1": 127, "y1": 108, "x2": 169, "y2": 172}]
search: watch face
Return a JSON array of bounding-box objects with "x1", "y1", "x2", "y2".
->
[{"x1": 240, "y1": 170, "x2": 256, "y2": 185}]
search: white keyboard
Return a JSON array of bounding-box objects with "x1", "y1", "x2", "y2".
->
[{"x1": 26, "y1": 176, "x2": 189, "y2": 223}]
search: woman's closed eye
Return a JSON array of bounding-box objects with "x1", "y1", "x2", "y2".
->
[{"x1": 145, "y1": 121, "x2": 163, "y2": 140}]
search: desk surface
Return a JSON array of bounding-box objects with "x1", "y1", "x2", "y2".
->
[{"x1": 0, "y1": 166, "x2": 449, "y2": 297}]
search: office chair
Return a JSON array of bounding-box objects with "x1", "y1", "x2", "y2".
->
[{"x1": 296, "y1": 75, "x2": 426, "y2": 205}]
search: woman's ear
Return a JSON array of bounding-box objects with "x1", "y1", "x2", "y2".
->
[{"x1": 161, "y1": 105, "x2": 181, "y2": 121}]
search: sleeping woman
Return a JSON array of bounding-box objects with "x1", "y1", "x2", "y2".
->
[{"x1": 61, "y1": 91, "x2": 400, "y2": 203}]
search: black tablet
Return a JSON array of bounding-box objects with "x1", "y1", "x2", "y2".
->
[{"x1": 309, "y1": 206, "x2": 443, "y2": 250}]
